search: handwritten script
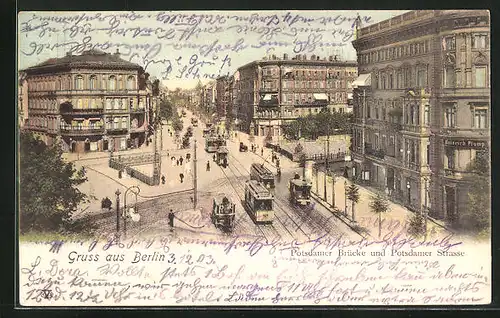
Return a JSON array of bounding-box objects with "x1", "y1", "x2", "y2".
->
[
  {"x1": 19, "y1": 11, "x2": 371, "y2": 79},
  {"x1": 19, "y1": 233, "x2": 490, "y2": 306}
]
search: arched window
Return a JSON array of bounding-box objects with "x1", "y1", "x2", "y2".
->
[
  {"x1": 109, "y1": 75, "x2": 117, "y2": 90},
  {"x1": 101, "y1": 76, "x2": 107, "y2": 90},
  {"x1": 127, "y1": 76, "x2": 135, "y2": 90},
  {"x1": 89, "y1": 75, "x2": 97, "y2": 90},
  {"x1": 74, "y1": 75, "x2": 84, "y2": 90},
  {"x1": 118, "y1": 75, "x2": 124, "y2": 90},
  {"x1": 113, "y1": 117, "x2": 119, "y2": 129}
]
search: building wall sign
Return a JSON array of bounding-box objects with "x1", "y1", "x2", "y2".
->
[{"x1": 444, "y1": 139, "x2": 487, "y2": 149}]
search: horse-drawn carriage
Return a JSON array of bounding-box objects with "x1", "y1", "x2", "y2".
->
[{"x1": 211, "y1": 194, "x2": 236, "y2": 233}]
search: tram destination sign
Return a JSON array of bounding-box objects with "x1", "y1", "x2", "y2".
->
[{"x1": 444, "y1": 139, "x2": 487, "y2": 149}]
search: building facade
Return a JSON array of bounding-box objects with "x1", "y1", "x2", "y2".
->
[
  {"x1": 18, "y1": 71, "x2": 29, "y2": 128},
  {"x1": 22, "y1": 49, "x2": 152, "y2": 153},
  {"x1": 236, "y1": 54, "x2": 357, "y2": 138},
  {"x1": 351, "y1": 10, "x2": 490, "y2": 225}
]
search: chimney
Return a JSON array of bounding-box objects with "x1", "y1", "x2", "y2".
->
[
  {"x1": 317, "y1": 56, "x2": 320, "y2": 61},
  {"x1": 283, "y1": 53, "x2": 288, "y2": 60},
  {"x1": 114, "y1": 49, "x2": 120, "y2": 58},
  {"x1": 311, "y1": 55, "x2": 316, "y2": 60}
]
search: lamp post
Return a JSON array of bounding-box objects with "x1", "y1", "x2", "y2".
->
[
  {"x1": 123, "y1": 186, "x2": 140, "y2": 238},
  {"x1": 344, "y1": 180, "x2": 348, "y2": 217},
  {"x1": 406, "y1": 180, "x2": 411, "y2": 207},
  {"x1": 423, "y1": 176, "x2": 429, "y2": 240},
  {"x1": 193, "y1": 137, "x2": 198, "y2": 209},
  {"x1": 115, "y1": 189, "x2": 121, "y2": 233}
]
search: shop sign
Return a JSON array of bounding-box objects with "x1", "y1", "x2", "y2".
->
[{"x1": 444, "y1": 139, "x2": 487, "y2": 149}]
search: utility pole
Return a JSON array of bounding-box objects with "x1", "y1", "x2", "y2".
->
[
  {"x1": 153, "y1": 97, "x2": 161, "y2": 185},
  {"x1": 115, "y1": 189, "x2": 121, "y2": 233},
  {"x1": 193, "y1": 137, "x2": 198, "y2": 209}
]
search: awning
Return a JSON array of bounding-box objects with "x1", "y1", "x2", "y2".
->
[
  {"x1": 313, "y1": 93, "x2": 328, "y2": 100},
  {"x1": 262, "y1": 94, "x2": 272, "y2": 101},
  {"x1": 352, "y1": 73, "x2": 372, "y2": 88}
]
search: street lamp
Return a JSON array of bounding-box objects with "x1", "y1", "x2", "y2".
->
[
  {"x1": 344, "y1": 180, "x2": 348, "y2": 217},
  {"x1": 123, "y1": 185, "x2": 140, "y2": 238},
  {"x1": 423, "y1": 176, "x2": 429, "y2": 240},
  {"x1": 115, "y1": 189, "x2": 121, "y2": 233},
  {"x1": 406, "y1": 180, "x2": 411, "y2": 207}
]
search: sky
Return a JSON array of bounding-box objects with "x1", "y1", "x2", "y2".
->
[{"x1": 18, "y1": 10, "x2": 409, "y2": 90}]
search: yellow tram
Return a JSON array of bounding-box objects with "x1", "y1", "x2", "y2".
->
[
  {"x1": 244, "y1": 180, "x2": 274, "y2": 224},
  {"x1": 211, "y1": 194, "x2": 236, "y2": 233},
  {"x1": 250, "y1": 163, "x2": 275, "y2": 189},
  {"x1": 289, "y1": 177, "x2": 313, "y2": 206},
  {"x1": 205, "y1": 136, "x2": 219, "y2": 153}
]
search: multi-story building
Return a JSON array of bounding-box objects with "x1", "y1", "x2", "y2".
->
[
  {"x1": 201, "y1": 81, "x2": 216, "y2": 115},
  {"x1": 18, "y1": 71, "x2": 29, "y2": 128},
  {"x1": 236, "y1": 54, "x2": 357, "y2": 137},
  {"x1": 216, "y1": 75, "x2": 231, "y2": 119},
  {"x1": 351, "y1": 10, "x2": 490, "y2": 225},
  {"x1": 22, "y1": 49, "x2": 152, "y2": 153}
]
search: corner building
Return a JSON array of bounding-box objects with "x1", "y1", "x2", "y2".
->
[
  {"x1": 22, "y1": 49, "x2": 151, "y2": 153},
  {"x1": 351, "y1": 10, "x2": 490, "y2": 225},
  {"x1": 237, "y1": 54, "x2": 357, "y2": 137}
]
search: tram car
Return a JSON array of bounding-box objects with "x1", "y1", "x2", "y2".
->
[
  {"x1": 289, "y1": 177, "x2": 313, "y2": 206},
  {"x1": 250, "y1": 163, "x2": 275, "y2": 189},
  {"x1": 216, "y1": 146, "x2": 229, "y2": 167},
  {"x1": 211, "y1": 194, "x2": 236, "y2": 233},
  {"x1": 203, "y1": 123, "x2": 214, "y2": 137},
  {"x1": 205, "y1": 136, "x2": 219, "y2": 153},
  {"x1": 244, "y1": 180, "x2": 274, "y2": 224},
  {"x1": 216, "y1": 136, "x2": 227, "y2": 148}
]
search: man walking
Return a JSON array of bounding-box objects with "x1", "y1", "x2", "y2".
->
[
  {"x1": 168, "y1": 209, "x2": 175, "y2": 228},
  {"x1": 179, "y1": 172, "x2": 184, "y2": 183}
]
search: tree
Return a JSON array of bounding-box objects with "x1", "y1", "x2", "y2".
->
[
  {"x1": 159, "y1": 99, "x2": 174, "y2": 121},
  {"x1": 19, "y1": 132, "x2": 93, "y2": 234},
  {"x1": 346, "y1": 183, "x2": 361, "y2": 222},
  {"x1": 462, "y1": 150, "x2": 490, "y2": 236},
  {"x1": 407, "y1": 212, "x2": 426, "y2": 238},
  {"x1": 369, "y1": 193, "x2": 390, "y2": 238}
]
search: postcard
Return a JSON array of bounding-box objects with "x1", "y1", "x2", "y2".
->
[{"x1": 17, "y1": 10, "x2": 491, "y2": 306}]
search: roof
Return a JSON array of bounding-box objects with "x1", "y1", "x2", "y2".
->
[
  {"x1": 23, "y1": 49, "x2": 142, "y2": 73},
  {"x1": 238, "y1": 59, "x2": 357, "y2": 72},
  {"x1": 246, "y1": 180, "x2": 273, "y2": 199},
  {"x1": 290, "y1": 179, "x2": 313, "y2": 187}
]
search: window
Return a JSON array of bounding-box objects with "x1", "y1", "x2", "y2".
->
[
  {"x1": 424, "y1": 105, "x2": 430, "y2": 126},
  {"x1": 473, "y1": 108, "x2": 488, "y2": 129},
  {"x1": 426, "y1": 142, "x2": 430, "y2": 165},
  {"x1": 101, "y1": 77, "x2": 107, "y2": 90},
  {"x1": 444, "y1": 104, "x2": 456, "y2": 127},
  {"x1": 475, "y1": 66, "x2": 487, "y2": 87},
  {"x1": 106, "y1": 99, "x2": 112, "y2": 109},
  {"x1": 472, "y1": 34, "x2": 487, "y2": 49},
  {"x1": 445, "y1": 147, "x2": 455, "y2": 169},
  {"x1": 74, "y1": 75, "x2": 84, "y2": 90},
  {"x1": 89, "y1": 75, "x2": 97, "y2": 90},
  {"x1": 444, "y1": 66, "x2": 456, "y2": 88},
  {"x1": 127, "y1": 76, "x2": 135, "y2": 90},
  {"x1": 444, "y1": 36, "x2": 455, "y2": 50},
  {"x1": 121, "y1": 117, "x2": 128, "y2": 129},
  {"x1": 109, "y1": 76, "x2": 117, "y2": 90},
  {"x1": 417, "y1": 68, "x2": 427, "y2": 87}
]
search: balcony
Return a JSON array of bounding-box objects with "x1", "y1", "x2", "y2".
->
[
  {"x1": 106, "y1": 127, "x2": 129, "y2": 134},
  {"x1": 60, "y1": 108, "x2": 104, "y2": 115},
  {"x1": 259, "y1": 87, "x2": 279, "y2": 93},
  {"x1": 129, "y1": 125, "x2": 147, "y2": 133},
  {"x1": 129, "y1": 107, "x2": 146, "y2": 113},
  {"x1": 365, "y1": 147, "x2": 385, "y2": 159},
  {"x1": 59, "y1": 127, "x2": 104, "y2": 136},
  {"x1": 294, "y1": 100, "x2": 328, "y2": 108},
  {"x1": 443, "y1": 168, "x2": 475, "y2": 180}
]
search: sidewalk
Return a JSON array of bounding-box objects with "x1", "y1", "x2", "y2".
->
[{"x1": 311, "y1": 173, "x2": 451, "y2": 240}]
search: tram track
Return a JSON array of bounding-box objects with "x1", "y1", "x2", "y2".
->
[
  {"x1": 227, "y1": 153, "x2": 311, "y2": 242},
  {"x1": 215, "y1": 155, "x2": 287, "y2": 243},
  {"x1": 229, "y1": 152, "x2": 362, "y2": 240}
]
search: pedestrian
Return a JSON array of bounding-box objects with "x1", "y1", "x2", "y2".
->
[
  {"x1": 179, "y1": 173, "x2": 184, "y2": 183},
  {"x1": 179, "y1": 156, "x2": 184, "y2": 165},
  {"x1": 213, "y1": 154, "x2": 216, "y2": 162},
  {"x1": 168, "y1": 209, "x2": 175, "y2": 228},
  {"x1": 161, "y1": 175, "x2": 166, "y2": 184},
  {"x1": 261, "y1": 148, "x2": 263, "y2": 156},
  {"x1": 176, "y1": 159, "x2": 179, "y2": 166},
  {"x1": 206, "y1": 160, "x2": 211, "y2": 171}
]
